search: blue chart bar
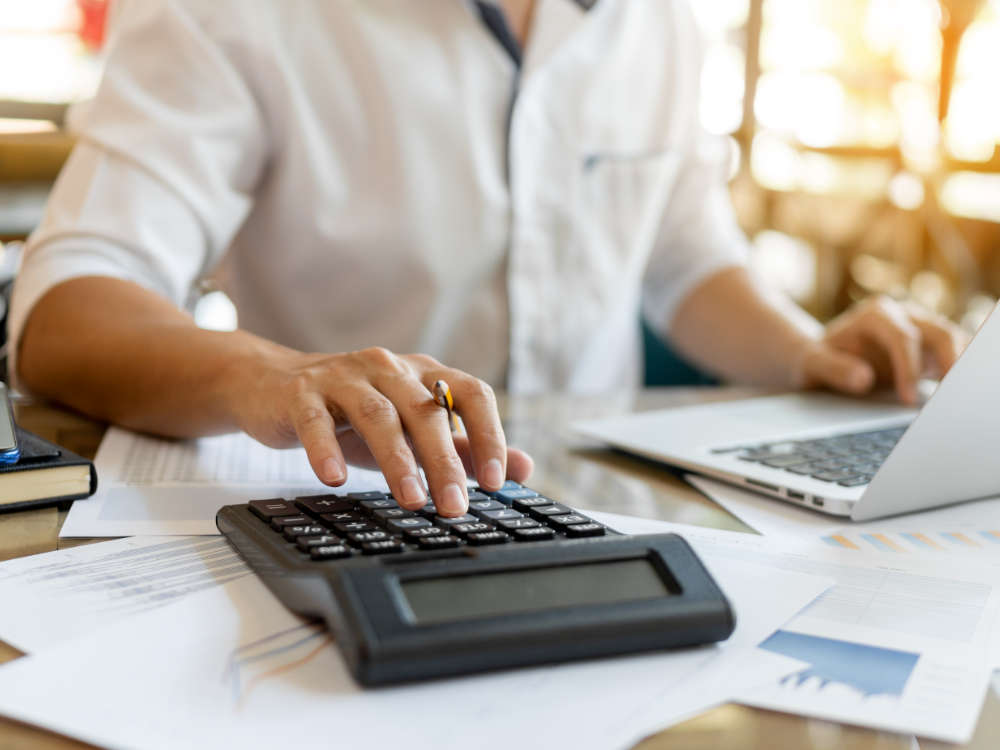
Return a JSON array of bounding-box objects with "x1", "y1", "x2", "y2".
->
[
  {"x1": 901, "y1": 533, "x2": 934, "y2": 550},
  {"x1": 761, "y1": 630, "x2": 920, "y2": 698},
  {"x1": 861, "y1": 534, "x2": 893, "y2": 552}
]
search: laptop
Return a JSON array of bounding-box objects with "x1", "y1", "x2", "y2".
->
[{"x1": 574, "y1": 304, "x2": 1000, "y2": 521}]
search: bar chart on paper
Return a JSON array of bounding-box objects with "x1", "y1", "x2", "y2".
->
[{"x1": 823, "y1": 530, "x2": 1000, "y2": 554}]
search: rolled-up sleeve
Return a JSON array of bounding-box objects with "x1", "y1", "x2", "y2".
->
[
  {"x1": 640, "y1": 3, "x2": 749, "y2": 340},
  {"x1": 8, "y1": 0, "x2": 266, "y2": 383}
]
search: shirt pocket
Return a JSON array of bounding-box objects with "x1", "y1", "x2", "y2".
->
[{"x1": 575, "y1": 148, "x2": 680, "y2": 269}]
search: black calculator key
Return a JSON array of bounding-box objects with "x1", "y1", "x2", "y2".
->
[
  {"x1": 359, "y1": 498, "x2": 400, "y2": 514},
  {"x1": 403, "y1": 526, "x2": 446, "y2": 540},
  {"x1": 249, "y1": 499, "x2": 298, "y2": 520},
  {"x1": 527, "y1": 503, "x2": 573, "y2": 519},
  {"x1": 512, "y1": 526, "x2": 555, "y2": 542},
  {"x1": 295, "y1": 496, "x2": 354, "y2": 516},
  {"x1": 362, "y1": 539, "x2": 405, "y2": 555},
  {"x1": 481, "y1": 508, "x2": 524, "y2": 522},
  {"x1": 497, "y1": 517, "x2": 540, "y2": 531},
  {"x1": 310, "y1": 545, "x2": 352, "y2": 561},
  {"x1": 386, "y1": 517, "x2": 432, "y2": 533},
  {"x1": 416, "y1": 503, "x2": 439, "y2": 518},
  {"x1": 320, "y1": 511, "x2": 365, "y2": 525},
  {"x1": 495, "y1": 487, "x2": 540, "y2": 504},
  {"x1": 547, "y1": 513, "x2": 591, "y2": 530},
  {"x1": 417, "y1": 534, "x2": 461, "y2": 550},
  {"x1": 373, "y1": 508, "x2": 415, "y2": 524},
  {"x1": 349, "y1": 491, "x2": 392, "y2": 500},
  {"x1": 564, "y1": 523, "x2": 606, "y2": 538},
  {"x1": 270, "y1": 515, "x2": 311, "y2": 530},
  {"x1": 452, "y1": 522, "x2": 494, "y2": 536},
  {"x1": 332, "y1": 521, "x2": 376, "y2": 534},
  {"x1": 433, "y1": 513, "x2": 478, "y2": 528},
  {"x1": 468, "y1": 499, "x2": 506, "y2": 516},
  {"x1": 466, "y1": 530, "x2": 510, "y2": 546},
  {"x1": 511, "y1": 496, "x2": 554, "y2": 513},
  {"x1": 347, "y1": 530, "x2": 391, "y2": 545},
  {"x1": 297, "y1": 535, "x2": 341, "y2": 551},
  {"x1": 283, "y1": 525, "x2": 326, "y2": 541}
]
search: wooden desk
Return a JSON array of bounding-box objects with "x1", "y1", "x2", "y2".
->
[{"x1": 1, "y1": 389, "x2": 997, "y2": 749}]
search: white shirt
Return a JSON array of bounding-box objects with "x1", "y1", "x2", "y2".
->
[{"x1": 10, "y1": 0, "x2": 748, "y2": 394}]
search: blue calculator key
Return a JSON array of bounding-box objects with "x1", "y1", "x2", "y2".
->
[{"x1": 493, "y1": 487, "x2": 539, "y2": 503}]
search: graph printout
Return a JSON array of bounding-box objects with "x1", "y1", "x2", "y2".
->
[
  {"x1": 0, "y1": 536, "x2": 250, "y2": 651},
  {"x1": 745, "y1": 630, "x2": 990, "y2": 742}
]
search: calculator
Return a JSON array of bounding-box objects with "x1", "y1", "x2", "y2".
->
[{"x1": 216, "y1": 482, "x2": 735, "y2": 685}]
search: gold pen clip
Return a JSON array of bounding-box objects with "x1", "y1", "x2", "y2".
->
[{"x1": 433, "y1": 380, "x2": 461, "y2": 434}]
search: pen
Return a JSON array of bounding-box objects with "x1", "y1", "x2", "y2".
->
[{"x1": 433, "y1": 380, "x2": 461, "y2": 434}]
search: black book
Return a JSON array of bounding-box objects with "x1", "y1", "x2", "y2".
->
[{"x1": 0, "y1": 426, "x2": 97, "y2": 512}]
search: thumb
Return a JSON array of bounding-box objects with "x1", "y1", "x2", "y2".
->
[{"x1": 800, "y1": 344, "x2": 875, "y2": 395}]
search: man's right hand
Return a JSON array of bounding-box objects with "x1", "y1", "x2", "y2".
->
[{"x1": 226, "y1": 347, "x2": 534, "y2": 517}]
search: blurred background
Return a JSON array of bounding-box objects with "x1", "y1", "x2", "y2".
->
[{"x1": 1, "y1": 0, "x2": 999, "y2": 336}]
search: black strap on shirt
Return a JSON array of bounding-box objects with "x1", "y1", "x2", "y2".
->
[{"x1": 473, "y1": 1, "x2": 523, "y2": 66}]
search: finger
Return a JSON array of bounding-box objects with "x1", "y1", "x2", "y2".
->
[
  {"x1": 439, "y1": 373, "x2": 507, "y2": 491},
  {"x1": 802, "y1": 345, "x2": 875, "y2": 395},
  {"x1": 905, "y1": 308, "x2": 964, "y2": 376},
  {"x1": 291, "y1": 393, "x2": 347, "y2": 485},
  {"x1": 452, "y1": 436, "x2": 535, "y2": 485},
  {"x1": 862, "y1": 306, "x2": 922, "y2": 404},
  {"x1": 336, "y1": 385, "x2": 429, "y2": 512},
  {"x1": 372, "y1": 375, "x2": 469, "y2": 516}
]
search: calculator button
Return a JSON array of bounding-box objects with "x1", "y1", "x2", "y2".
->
[
  {"x1": 282, "y1": 525, "x2": 326, "y2": 541},
  {"x1": 415, "y1": 503, "x2": 439, "y2": 518},
  {"x1": 320, "y1": 511, "x2": 365, "y2": 525},
  {"x1": 512, "y1": 527, "x2": 555, "y2": 542},
  {"x1": 452, "y1": 522, "x2": 494, "y2": 536},
  {"x1": 511, "y1": 496, "x2": 554, "y2": 513},
  {"x1": 249, "y1": 499, "x2": 298, "y2": 520},
  {"x1": 496, "y1": 517, "x2": 540, "y2": 531},
  {"x1": 269, "y1": 515, "x2": 311, "y2": 530},
  {"x1": 402, "y1": 526, "x2": 446, "y2": 540},
  {"x1": 468, "y1": 499, "x2": 506, "y2": 516},
  {"x1": 347, "y1": 530, "x2": 391, "y2": 546},
  {"x1": 296, "y1": 535, "x2": 341, "y2": 551},
  {"x1": 373, "y1": 507, "x2": 415, "y2": 524},
  {"x1": 481, "y1": 508, "x2": 524, "y2": 522},
  {"x1": 546, "y1": 513, "x2": 592, "y2": 530},
  {"x1": 359, "y1": 498, "x2": 400, "y2": 514},
  {"x1": 467, "y1": 490, "x2": 491, "y2": 503},
  {"x1": 349, "y1": 491, "x2": 392, "y2": 500},
  {"x1": 466, "y1": 531, "x2": 510, "y2": 546},
  {"x1": 527, "y1": 503, "x2": 572, "y2": 519},
  {"x1": 310, "y1": 545, "x2": 352, "y2": 560},
  {"x1": 332, "y1": 521, "x2": 376, "y2": 534},
  {"x1": 361, "y1": 539, "x2": 405, "y2": 555},
  {"x1": 564, "y1": 523, "x2": 606, "y2": 538},
  {"x1": 495, "y1": 487, "x2": 540, "y2": 503},
  {"x1": 386, "y1": 517, "x2": 432, "y2": 533},
  {"x1": 295, "y1": 496, "x2": 354, "y2": 516},
  {"x1": 417, "y1": 534, "x2": 461, "y2": 550},
  {"x1": 433, "y1": 513, "x2": 478, "y2": 528}
]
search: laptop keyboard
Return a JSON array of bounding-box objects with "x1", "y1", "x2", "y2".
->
[{"x1": 728, "y1": 426, "x2": 908, "y2": 487}]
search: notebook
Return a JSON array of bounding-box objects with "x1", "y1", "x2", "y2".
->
[{"x1": 0, "y1": 426, "x2": 97, "y2": 512}]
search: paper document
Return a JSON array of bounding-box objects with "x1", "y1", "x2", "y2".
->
[
  {"x1": 688, "y1": 475, "x2": 1000, "y2": 554},
  {"x1": 61, "y1": 427, "x2": 389, "y2": 536},
  {"x1": 590, "y1": 512, "x2": 999, "y2": 742},
  {"x1": 0, "y1": 550, "x2": 829, "y2": 750},
  {"x1": 0, "y1": 536, "x2": 250, "y2": 652}
]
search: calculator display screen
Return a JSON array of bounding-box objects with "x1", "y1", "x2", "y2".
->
[{"x1": 401, "y1": 558, "x2": 669, "y2": 625}]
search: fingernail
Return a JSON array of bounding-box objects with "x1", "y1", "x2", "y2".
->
[
  {"x1": 482, "y1": 458, "x2": 503, "y2": 489},
  {"x1": 850, "y1": 369, "x2": 871, "y2": 391},
  {"x1": 439, "y1": 483, "x2": 467, "y2": 515},
  {"x1": 400, "y1": 474, "x2": 426, "y2": 508},
  {"x1": 322, "y1": 457, "x2": 344, "y2": 483}
]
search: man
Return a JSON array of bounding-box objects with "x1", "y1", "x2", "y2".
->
[{"x1": 10, "y1": 0, "x2": 964, "y2": 517}]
